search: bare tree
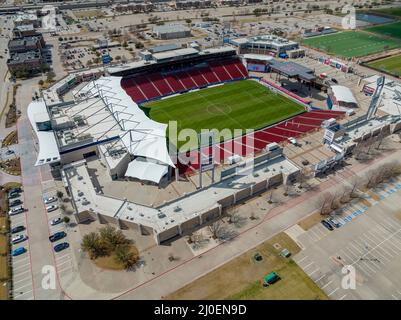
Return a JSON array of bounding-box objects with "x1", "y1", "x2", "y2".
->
[
  {"x1": 210, "y1": 221, "x2": 238, "y2": 242},
  {"x1": 317, "y1": 192, "x2": 333, "y2": 215}
]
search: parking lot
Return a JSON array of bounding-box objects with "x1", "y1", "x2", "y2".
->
[
  {"x1": 290, "y1": 176, "x2": 401, "y2": 300},
  {"x1": 9, "y1": 180, "x2": 74, "y2": 299},
  {"x1": 8, "y1": 188, "x2": 34, "y2": 300}
]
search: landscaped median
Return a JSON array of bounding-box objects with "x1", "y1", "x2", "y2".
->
[{"x1": 0, "y1": 182, "x2": 20, "y2": 300}]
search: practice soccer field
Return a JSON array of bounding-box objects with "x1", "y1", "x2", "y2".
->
[
  {"x1": 145, "y1": 80, "x2": 305, "y2": 148},
  {"x1": 371, "y1": 7, "x2": 401, "y2": 18},
  {"x1": 302, "y1": 31, "x2": 401, "y2": 58},
  {"x1": 365, "y1": 21, "x2": 401, "y2": 40},
  {"x1": 367, "y1": 54, "x2": 401, "y2": 76}
]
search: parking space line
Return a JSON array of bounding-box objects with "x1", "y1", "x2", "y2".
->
[
  {"x1": 12, "y1": 257, "x2": 29, "y2": 265},
  {"x1": 358, "y1": 259, "x2": 378, "y2": 274},
  {"x1": 339, "y1": 294, "x2": 347, "y2": 300},
  {"x1": 308, "y1": 268, "x2": 320, "y2": 277},
  {"x1": 14, "y1": 282, "x2": 33, "y2": 292},
  {"x1": 13, "y1": 269, "x2": 30, "y2": 277},
  {"x1": 55, "y1": 253, "x2": 69, "y2": 261},
  {"x1": 350, "y1": 243, "x2": 363, "y2": 255},
  {"x1": 370, "y1": 248, "x2": 391, "y2": 263},
  {"x1": 392, "y1": 294, "x2": 398, "y2": 300},
  {"x1": 321, "y1": 280, "x2": 333, "y2": 289},
  {"x1": 13, "y1": 276, "x2": 32, "y2": 285},
  {"x1": 303, "y1": 261, "x2": 314, "y2": 270},
  {"x1": 327, "y1": 287, "x2": 339, "y2": 297},
  {"x1": 13, "y1": 290, "x2": 33, "y2": 299},
  {"x1": 58, "y1": 265, "x2": 72, "y2": 274},
  {"x1": 316, "y1": 274, "x2": 326, "y2": 282},
  {"x1": 297, "y1": 256, "x2": 308, "y2": 264},
  {"x1": 13, "y1": 262, "x2": 31, "y2": 271},
  {"x1": 57, "y1": 259, "x2": 71, "y2": 268}
]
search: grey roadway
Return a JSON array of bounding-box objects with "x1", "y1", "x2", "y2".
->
[{"x1": 14, "y1": 79, "x2": 64, "y2": 299}]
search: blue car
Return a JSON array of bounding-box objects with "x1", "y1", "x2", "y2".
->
[
  {"x1": 54, "y1": 242, "x2": 69, "y2": 252},
  {"x1": 12, "y1": 247, "x2": 27, "y2": 256},
  {"x1": 49, "y1": 231, "x2": 66, "y2": 242}
]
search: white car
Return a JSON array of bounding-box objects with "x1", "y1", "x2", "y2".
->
[
  {"x1": 44, "y1": 196, "x2": 57, "y2": 204},
  {"x1": 50, "y1": 217, "x2": 62, "y2": 226},
  {"x1": 12, "y1": 234, "x2": 27, "y2": 244},
  {"x1": 46, "y1": 205, "x2": 58, "y2": 213},
  {"x1": 288, "y1": 137, "x2": 298, "y2": 145},
  {"x1": 8, "y1": 206, "x2": 24, "y2": 215}
]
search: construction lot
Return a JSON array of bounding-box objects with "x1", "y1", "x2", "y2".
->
[{"x1": 290, "y1": 176, "x2": 401, "y2": 300}]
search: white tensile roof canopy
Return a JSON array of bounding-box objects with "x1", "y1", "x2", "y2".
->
[
  {"x1": 331, "y1": 85, "x2": 358, "y2": 105},
  {"x1": 125, "y1": 158, "x2": 169, "y2": 184},
  {"x1": 76, "y1": 76, "x2": 175, "y2": 171}
]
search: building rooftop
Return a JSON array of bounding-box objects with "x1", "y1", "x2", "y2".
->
[{"x1": 153, "y1": 24, "x2": 190, "y2": 34}]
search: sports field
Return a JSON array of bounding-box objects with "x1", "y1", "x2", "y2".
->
[
  {"x1": 302, "y1": 31, "x2": 401, "y2": 58},
  {"x1": 366, "y1": 21, "x2": 401, "y2": 40},
  {"x1": 146, "y1": 80, "x2": 305, "y2": 148},
  {"x1": 370, "y1": 7, "x2": 401, "y2": 18},
  {"x1": 367, "y1": 54, "x2": 401, "y2": 76}
]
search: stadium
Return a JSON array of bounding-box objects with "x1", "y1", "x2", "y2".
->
[{"x1": 106, "y1": 46, "x2": 343, "y2": 175}]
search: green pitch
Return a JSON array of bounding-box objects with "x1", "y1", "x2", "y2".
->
[
  {"x1": 302, "y1": 31, "x2": 401, "y2": 58},
  {"x1": 367, "y1": 54, "x2": 401, "y2": 76},
  {"x1": 365, "y1": 21, "x2": 401, "y2": 40},
  {"x1": 370, "y1": 7, "x2": 401, "y2": 18},
  {"x1": 145, "y1": 80, "x2": 305, "y2": 148}
]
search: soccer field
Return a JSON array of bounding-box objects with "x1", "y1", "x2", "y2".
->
[
  {"x1": 371, "y1": 7, "x2": 401, "y2": 18},
  {"x1": 145, "y1": 80, "x2": 305, "y2": 148},
  {"x1": 302, "y1": 31, "x2": 401, "y2": 58},
  {"x1": 365, "y1": 21, "x2": 401, "y2": 40},
  {"x1": 367, "y1": 54, "x2": 401, "y2": 76}
]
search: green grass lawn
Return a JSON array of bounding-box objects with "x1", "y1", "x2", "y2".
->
[
  {"x1": 145, "y1": 80, "x2": 305, "y2": 149},
  {"x1": 367, "y1": 54, "x2": 401, "y2": 76},
  {"x1": 365, "y1": 21, "x2": 401, "y2": 39},
  {"x1": 166, "y1": 233, "x2": 328, "y2": 300},
  {"x1": 302, "y1": 31, "x2": 401, "y2": 58},
  {"x1": 370, "y1": 7, "x2": 401, "y2": 18}
]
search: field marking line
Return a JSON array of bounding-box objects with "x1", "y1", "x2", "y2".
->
[{"x1": 339, "y1": 294, "x2": 347, "y2": 300}]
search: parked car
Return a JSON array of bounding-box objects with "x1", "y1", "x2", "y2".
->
[
  {"x1": 7, "y1": 191, "x2": 20, "y2": 199},
  {"x1": 12, "y1": 234, "x2": 27, "y2": 244},
  {"x1": 331, "y1": 78, "x2": 338, "y2": 84},
  {"x1": 49, "y1": 231, "x2": 66, "y2": 242},
  {"x1": 46, "y1": 204, "x2": 58, "y2": 212},
  {"x1": 328, "y1": 217, "x2": 341, "y2": 228},
  {"x1": 5, "y1": 150, "x2": 14, "y2": 155},
  {"x1": 44, "y1": 196, "x2": 57, "y2": 204},
  {"x1": 54, "y1": 242, "x2": 69, "y2": 252},
  {"x1": 9, "y1": 187, "x2": 22, "y2": 193},
  {"x1": 9, "y1": 199, "x2": 22, "y2": 207},
  {"x1": 11, "y1": 225, "x2": 25, "y2": 234},
  {"x1": 321, "y1": 220, "x2": 334, "y2": 231},
  {"x1": 12, "y1": 247, "x2": 27, "y2": 256},
  {"x1": 50, "y1": 217, "x2": 63, "y2": 226},
  {"x1": 8, "y1": 206, "x2": 24, "y2": 215},
  {"x1": 288, "y1": 137, "x2": 298, "y2": 145}
]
